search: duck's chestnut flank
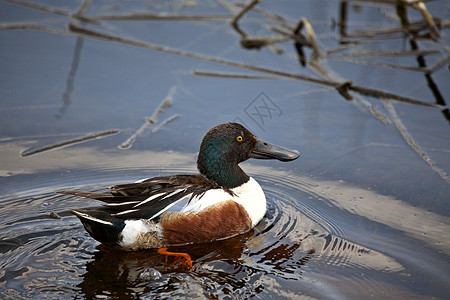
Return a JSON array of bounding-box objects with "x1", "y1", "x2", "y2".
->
[{"x1": 160, "y1": 200, "x2": 252, "y2": 245}]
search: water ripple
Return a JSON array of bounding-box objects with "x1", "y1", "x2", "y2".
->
[{"x1": 2, "y1": 163, "x2": 446, "y2": 298}]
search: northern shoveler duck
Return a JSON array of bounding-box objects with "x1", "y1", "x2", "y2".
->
[{"x1": 59, "y1": 123, "x2": 299, "y2": 266}]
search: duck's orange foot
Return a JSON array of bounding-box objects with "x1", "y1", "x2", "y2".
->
[{"x1": 157, "y1": 247, "x2": 193, "y2": 269}]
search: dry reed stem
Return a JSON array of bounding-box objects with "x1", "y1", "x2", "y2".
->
[
  {"x1": 21, "y1": 130, "x2": 119, "y2": 157},
  {"x1": 382, "y1": 99, "x2": 450, "y2": 184},
  {"x1": 192, "y1": 70, "x2": 278, "y2": 79}
]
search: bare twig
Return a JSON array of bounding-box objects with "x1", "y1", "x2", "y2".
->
[
  {"x1": 217, "y1": 0, "x2": 240, "y2": 14},
  {"x1": 382, "y1": 99, "x2": 450, "y2": 184},
  {"x1": 350, "y1": 85, "x2": 441, "y2": 108},
  {"x1": 119, "y1": 87, "x2": 175, "y2": 149},
  {"x1": 301, "y1": 18, "x2": 323, "y2": 59},
  {"x1": 342, "y1": 18, "x2": 443, "y2": 41},
  {"x1": 328, "y1": 56, "x2": 430, "y2": 72},
  {"x1": 147, "y1": 87, "x2": 175, "y2": 124},
  {"x1": 152, "y1": 114, "x2": 181, "y2": 133},
  {"x1": 3, "y1": 0, "x2": 70, "y2": 16},
  {"x1": 235, "y1": 2, "x2": 294, "y2": 31},
  {"x1": 69, "y1": 23, "x2": 444, "y2": 109},
  {"x1": 239, "y1": 36, "x2": 287, "y2": 51},
  {"x1": 91, "y1": 13, "x2": 232, "y2": 21},
  {"x1": 55, "y1": 37, "x2": 84, "y2": 119},
  {"x1": 415, "y1": 1, "x2": 441, "y2": 39},
  {"x1": 73, "y1": 0, "x2": 92, "y2": 17},
  {"x1": 342, "y1": 0, "x2": 434, "y2": 5},
  {"x1": 118, "y1": 122, "x2": 151, "y2": 150},
  {"x1": 62, "y1": 24, "x2": 446, "y2": 110},
  {"x1": 228, "y1": 0, "x2": 284, "y2": 53},
  {"x1": 333, "y1": 49, "x2": 440, "y2": 58},
  {"x1": 268, "y1": 26, "x2": 311, "y2": 46},
  {"x1": 230, "y1": 0, "x2": 260, "y2": 37},
  {"x1": 426, "y1": 54, "x2": 450, "y2": 74},
  {"x1": 192, "y1": 70, "x2": 278, "y2": 79},
  {"x1": 0, "y1": 23, "x2": 67, "y2": 34},
  {"x1": 21, "y1": 130, "x2": 119, "y2": 157}
]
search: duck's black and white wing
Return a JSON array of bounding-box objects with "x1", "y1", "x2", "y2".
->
[{"x1": 58, "y1": 174, "x2": 218, "y2": 220}]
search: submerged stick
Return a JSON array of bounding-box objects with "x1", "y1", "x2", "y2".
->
[
  {"x1": 230, "y1": 0, "x2": 260, "y2": 37},
  {"x1": 426, "y1": 54, "x2": 450, "y2": 74},
  {"x1": 21, "y1": 130, "x2": 119, "y2": 157},
  {"x1": 119, "y1": 87, "x2": 175, "y2": 149},
  {"x1": 118, "y1": 122, "x2": 150, "y2": 150},
  {"x1": 301, "y1": 18, "x2": 323, "y2": 59},
  {"x1": 147, "y1": 87, "x2": 175, "y2": 124},
  {"x1": 91, "y1": 13, "x2": 232, "y2": 21},
  {"x1": 329, "y1": 56, "x2": 429, "y2": 72},
  {"x1": 65, "y1": 24, "x2": 446, "y2": 109},
  {"x1": 0, "y1": 23, "x2": 67, "y2": 34},
  {"x1": 334, "y1": 49, "x2": 439, "y2": 58},
  {"x1": 152, "y1": 114, "x2": 181, "y2": 133},
  {"x1": 3, "y1": 0, "x2": 70, "y2": 16},
  {"x1": 192, "y1": 70, "x2": 278, "y2": 79},
  {"x1": 382, "y1": 99, "x2": 450, "y2": 184},
  {"x1": 75, "y1": 0, "x2": 91, "y2": 16},
  {"x1": 415, "y1": 1, "x2": 441, "y2": 39}
]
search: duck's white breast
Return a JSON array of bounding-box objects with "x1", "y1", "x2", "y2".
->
[{"x1": 182, "y1": 177, "x2": 267, "y2": 228}]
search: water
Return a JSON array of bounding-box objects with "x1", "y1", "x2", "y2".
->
[{"x1": 1, "y1": 0, "x2": 449, "y2": 299}]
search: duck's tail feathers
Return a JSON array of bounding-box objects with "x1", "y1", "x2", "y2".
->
[
  {"x1": 72, "y1": 209, "x2": 125, "y2": 247},
  {"x1": 57, "y1": 190, "x2": 117, "y2": 201}
]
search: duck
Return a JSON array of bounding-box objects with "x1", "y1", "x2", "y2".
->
[{"x1": 58, "y1": 123, "x2": 299, "y2": 266}]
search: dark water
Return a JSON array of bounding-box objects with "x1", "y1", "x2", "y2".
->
[{"x1": 1, "y1": 1, "x2": 449, "y2": 299}]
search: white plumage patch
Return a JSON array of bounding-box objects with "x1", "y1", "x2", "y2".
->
[
  {"x1": 229, "y1": 177, "x2": 267, "y2": 227},
  {"x1": 135, "y1": 192, "x2": 165, "y2": 207},
  {"x1": 119, "y1": 219, "x2": 161, "y2": 247},
  {"x1": 72, "y1": 210, "x2": 113, "y2": 226},
  {"x1": 182, "y1": 177, "x2": 266, "y2": 228}
]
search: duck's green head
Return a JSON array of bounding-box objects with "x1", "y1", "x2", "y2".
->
[{"x1": 197, "y1": 123, "x2": 300, "y2": 188}]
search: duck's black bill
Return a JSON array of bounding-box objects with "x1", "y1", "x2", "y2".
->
[{"x1": 251, "y1": 138, "x2": 300, "y2": 162}]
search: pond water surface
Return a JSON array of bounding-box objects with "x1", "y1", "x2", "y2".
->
[{"x1": 1, "y1": 0, "x2": 449, "y2": 299}]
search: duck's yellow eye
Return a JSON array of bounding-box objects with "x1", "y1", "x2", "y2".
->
[{"x1": 236, "y1": 136, "x2": 243, "y2": 142}]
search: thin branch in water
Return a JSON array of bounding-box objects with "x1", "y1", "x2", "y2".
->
[
  {"x1": 71, "y1": 0, "x2": 95, "y2": 23},
  {"x1": 217, "y1": 0, "x2": 240, "y2": 14},
  {"x1": 329, "y1": 56, "x2": 429, "y2": 72},
  {"x1": 3, "y1": 0, "x2": 70, "y2": 17},
  {"x1": 66, "y1": 23, "x2": 444, "y2": 110},
  {"x1": 230, "y1": 0, "x2": 260, "y2": 37},
  {"x1": 119, "y1": 87, "x2": 175, "y2": 149},
  {"x1": 300, "y1": 17, "x2": 323, "y2": 59},
  {"x1": 91, "y1": 13, "x2": 232, "y2": 21},
  {"x1": 269, "y1": 25, "x2": 310, "y2": 45},
  {"x1": 326, "y1": 44, "x2": 358, "y2": 55},
  {"x1": 341, "y1": 18, "x2": 443, "y2": 41},
  {"x1": 415, "y1": 1, "x2": 441, "y2": 39},
  {"x1": 55, "y1": 37, "x2": 84, "y2": 119},
  {"x1": 334, "y1": 49, "x2": 440, "y2": 58},
  {"x1": 335, "y1": 81, "x2": 354, "y2": 101},
  {"x1": 118, "y1": 122, "x2": 151, "y2": 150},
  {"x1": 21, "y1": 130, "x2": 119, "y2": 157},
  {"x1": 147, "y1": 87, "x2": 175, "y2": 124},
  {"x1": 239, "y1": 36, "x2": 287, "y2": 52},
  {"x1": 0, "y1": 23, "x2": 67, "y2": 34},
  {"x1": 235, "y1": 2, "x2": 294, "y2": 31},
  {"x1": 228, "y1": 0, "x2": 284, "y2": 53},
  {"x1": 152, "y1": 114, "x2": 181, "y2": 133},
  {"x1": 349, "y1": 84, "x2": 443, "y2": 109},
  {"x1": 426, "y1": 54, "x2": 450, "y2": 74},
  {"x1": 192, "y1": 70, "x2": 279, "y2": 79},
  {"x1": 74, "y1": 0, "x2": 91, "y2": 16},
  {"x1": 382, "y1": 99, "x2": 450, "y2": 184}
]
